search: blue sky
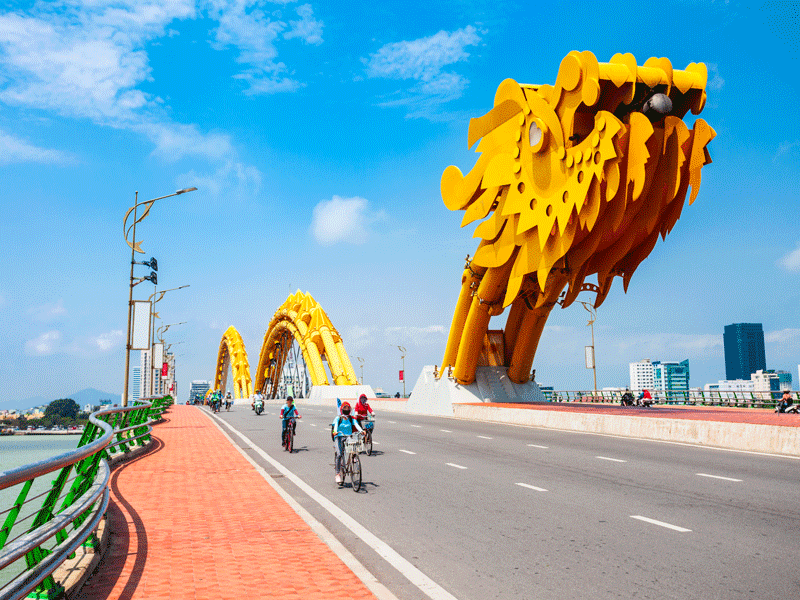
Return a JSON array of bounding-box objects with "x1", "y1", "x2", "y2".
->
[{"x1": 1, "y1": 0, "x2": 798, "y2": 407}]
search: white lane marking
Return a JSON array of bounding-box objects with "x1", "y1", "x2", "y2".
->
[
  {"x1": 311, "y1": 423, "x2": 317, "y2": 427},
  {"x1": 206, "y1": 413, "x2": 400, "y2": 600},
  {"x1": 440, "y1": 429, "x2": 452, "y2": 433},
  {"x1": 630, "y1": 516, "x2": 691, "y2": 532},
  {"x1": 410, "y1": 425, "x2": 422, "y2": 428},
  {"x1": 477, "y1": 436, "x2": 493, "y2": 440},
  {"x1": 214, "y1": 417, "x2": 458, "y2": 600},
  {"x1": 516, "y1": 482, "x2": 548, "y2": 492},
  {"x1": 527, "y1": 444, "x2": 548, "y2": 449},
  {"x1": 697, "y1": 473, "x2": 742, "y2": 482},
  {"x1": 446, "y1": 463, "x2": 467, "y2": 470},
  {"x1": 387, "y1": 420, "x2": 396, "y2": 424},
  {"x1": 372, "y1": 441, "x2": 380, "y2": 445},
  {"x1": 399, "y1": 449, "x2": 416, "y2": 455},
  {"x1": 596, "y1": 456, "x2": 627, "y2": 463}
]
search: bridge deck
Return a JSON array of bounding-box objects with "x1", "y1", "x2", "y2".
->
[{"x1": 80, "y1": 405, "x2": 376, "y2": 600}]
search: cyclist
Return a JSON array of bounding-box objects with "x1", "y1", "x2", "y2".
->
[
  {"x1": 332, "y1": 402, "x2": 364, "y2": 484},
  {"x1": 280, "y1": 396, "x2": 301, "y2": 443},
  {"x1": 354, "y1": 393, "x2": 374, "y2": 432},
  {"x1": 225, "y1": 391, "x2": 232, "y2": 411}
]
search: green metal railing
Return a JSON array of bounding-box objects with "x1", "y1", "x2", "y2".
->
[
  {"x1": 0, "y1": 396, "x2": 172, "y2": 600},
  {"x1": 540, "y1": 389, "x2": 793, "y2": 409}
]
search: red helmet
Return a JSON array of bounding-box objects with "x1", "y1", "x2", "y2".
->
[
  {"x1": 358, "y1": 394, "x2": 368, "y2": 403},
  {"x1": 341, "y1": 402, "x2": 351, "y2": 412}
]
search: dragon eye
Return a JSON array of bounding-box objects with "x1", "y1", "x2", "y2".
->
[{"x1": 529, "y1": 121, "x2": 542, "y2": 147}]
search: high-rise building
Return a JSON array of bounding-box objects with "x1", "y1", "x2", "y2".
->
[
  {"x1": 189, "y1": 380, "x2": 211, "y2": 402},
  {"x1": 629, "y1": 359, "x2": 655, "y2": 390},
  {"x1": 140, "y1": 350, "x2": 152, "y2": 398},
  {"x1": 131, "y1": 367, "x2": 141, "y2": 403},
  {"x1": 723, "y1": 323, "x2": 766, "y2": 381},
  {"x1": 653, "y1": 360, "x2": 690, "y2": 393}
]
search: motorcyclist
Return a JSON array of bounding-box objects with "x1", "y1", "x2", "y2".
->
[{"x1": 776, "y1": 390, "x2": 794, "y2": 413}]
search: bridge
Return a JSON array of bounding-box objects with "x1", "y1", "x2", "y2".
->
[{"x1": 13, "y1": 51, "x2": 792, "y2": 600}]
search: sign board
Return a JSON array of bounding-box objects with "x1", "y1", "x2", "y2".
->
[
  {"x1": 585, "y1": 346, "x2": 595, "y2": 369},
  {"x1": 286, "y1": 385, "x2": 294, "y2": 397},
  {"x1": 153, "y1": 343, "x2": 164, "y2": 370},
  {"x1": 161, "y1": 362, "x2": 169, "y2": 377},
  {"x1": 399, "y1": 370, "x2": 404, "y2": 382},
  {"x1": 131, "y1": 301, "x2": 151, "y2": 350}
]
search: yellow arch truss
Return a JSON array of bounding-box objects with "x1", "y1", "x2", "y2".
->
[
  {"x1": 214, "y1": 326, "x2": 253, "y2": 399},
  {"x1": 254, "y1": 291, "x2": 358, "y2": 397}
]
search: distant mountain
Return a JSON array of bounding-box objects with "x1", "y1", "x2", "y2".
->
[
  {"x1": 68, "y1": 388, "x2": 120, "y2": 406},
  {"x1": 0, "y1": 388, "x2": 119, "y2": 413}
]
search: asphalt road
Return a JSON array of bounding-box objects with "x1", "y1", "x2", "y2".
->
[{"x1": 208, "y1": 402, "x2": 800, "y2": 600}]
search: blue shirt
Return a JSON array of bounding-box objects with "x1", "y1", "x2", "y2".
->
[
  {"x1": 332, "y1": 415, "x2": 363, "y2": 437},
  {"x1": 281, "y1": 404, "x2": 297, "y2": 422}
]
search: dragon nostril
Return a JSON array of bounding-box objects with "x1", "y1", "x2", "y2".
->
[{"x1": 642, "y1": 93, "x2": 673, "y2": 121}]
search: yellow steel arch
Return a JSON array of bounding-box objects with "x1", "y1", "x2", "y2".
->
[
  {"x1": 441, "y1": 51, "x2": 715, "y2": 386},
  {"x1": 254, "y1": 291, "x2": 358, "y2": 398},
  {"x1": 214, "y1": 326, "x2": 253, "y2": 399}
]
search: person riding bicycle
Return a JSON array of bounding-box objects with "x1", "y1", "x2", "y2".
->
[
  {"x1": 354, "y1": 394, "x2": 374, "y2": 431},
  {"x1": 225, "y1": 391, "x2": 232, "y2": 410},
  {"x1": 280, "y1": 396, "x2": 301, "y2": 441},
  {"x1": 332, "y1": 402, "x2": 364, "y2": 484}
]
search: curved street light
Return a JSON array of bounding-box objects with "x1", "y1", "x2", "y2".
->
[
  {"x1": 122, "y1": 187, "x2": 197, "y2": 406},
  {"x1": 579, "y1": 301, "x2": 598, "y2": 398}
]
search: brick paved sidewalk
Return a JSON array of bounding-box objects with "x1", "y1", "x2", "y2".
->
[
  {"x1": 470, "y1": 402, "x2": 800, "y2": 427},
  {"x1": 80, "y1": 405, "x2": 377, "y2": 600}
]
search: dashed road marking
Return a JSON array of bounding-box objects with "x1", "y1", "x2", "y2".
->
[
  {"x1": 446, "y1": 463, "x2": 467, "y2": 470},
  {"x1": 516, "y1": 482, "x2": 548, "y2": 492},
  {"x1": 596, "y1": 456, "x2": 627, "y2": 463},
  {"x1": 697, "y1": 473, "x2": 742, "y2": 482},
  {"x1": 477, "y1": 436, "x2": 493, "y2": 440},
  {"x1": 630, "y1": 516, "x2": 691, "y2": 532},
  {"x1": 440, "y1": 429, "x2": 452, "y2": 433},
  {"x1": 527, "y1": 444, "x2": 548, "y2": 449},
  {"x1": 387, "y1": 421, "x2": 396, "y2": 424},
  {"x1": 410, "y1": 425, "x2": 422, "y2": 428},
  {"x1": 399, "y1": 449, "x2": 416, "y2": 455}
]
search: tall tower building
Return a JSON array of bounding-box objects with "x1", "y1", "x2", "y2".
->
[
  {"x1": 629, "y1": 359, "x2": 654, "y2": 390},
  {"x1": 131, "y1": 367, "x2": 141, "y2": 403},
  {"x1": 723, "y1": 323, "x2": 766, "y2": 380}
]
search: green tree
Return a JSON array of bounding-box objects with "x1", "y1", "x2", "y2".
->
[{"x1": 45, "y1": 398, "x2": 80, "y2": 420}]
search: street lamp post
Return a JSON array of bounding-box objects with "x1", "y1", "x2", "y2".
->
[
  {"x1": 397, "y1": 346, "x2": 407, "y2": 398},
  {"x1": 122, "y1": 187, "x2": 196, "y2": 406},
  {"x1": 579, "y1": 302, "x2": 598, "y2": 398},
  {"x1": 356, "y1": 357, "x2": 364, "y2": 385},
  {"x1": 148, "y1": 286, "x2": 189, "y2": 396},
  {"x1": 152, "y1": 322, "x2": 186, "y2": 397}
]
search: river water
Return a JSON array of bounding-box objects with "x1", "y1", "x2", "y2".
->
[{"x1": 0, "y1": 434, "x2": 83, "y2": 589}]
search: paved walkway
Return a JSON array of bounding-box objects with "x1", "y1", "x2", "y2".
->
[
  {"x1": 80, "y1": 405, "x2": 376, "y2": 600},
  {"x1": 472, "y1": 401, "x2": 800, "y2": 427}
]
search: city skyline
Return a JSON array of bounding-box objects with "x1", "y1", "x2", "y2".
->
[{"x1": 1, "y1": 1, "x2": 798, "y2": 405}]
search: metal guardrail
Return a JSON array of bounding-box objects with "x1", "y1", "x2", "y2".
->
[
  {"x1": 0, "y1": 395, "x2": 173, "y2": 600},
  {"x1": 541, "y1": 389, "x2": 795, "y2": 409}
]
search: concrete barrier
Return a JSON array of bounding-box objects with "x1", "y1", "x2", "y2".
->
[{"x1": 453, "y1": 404, "x2": 800, "y2": 457}]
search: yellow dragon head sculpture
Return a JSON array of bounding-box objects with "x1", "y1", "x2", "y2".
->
[{"x1": 441, "y1": 51, "x2": 715, "y2": 385}]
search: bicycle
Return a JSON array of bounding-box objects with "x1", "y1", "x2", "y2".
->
[
  {"x1": 360, "y1": 416, "x2": 375, "y2": 456},
  {"x1": 335, "y1": 435, "x2": 362, "y2": 491},
  {"x1": 282, "y1": 416, "x2": 298, "y2": 452}
]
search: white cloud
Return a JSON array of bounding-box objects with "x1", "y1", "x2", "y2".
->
[
  {"x1": 0, "y1": 129, "x2": 74, "y2": 165},
  {"x1": 208, "y1": 0, "x2": 323, "y2": 94},
  {"x1": 25, "y1": 331, "x2": 62, "y2": 356},
  {"x1": 778, "y1": 242, "x2": 800, "y2": 271},
  {"x1": 611, "y1": 332, "x2": 723, "y2": 357},
  {"x1": 310, "y1": 196, "x2": 387, "y2": 245},
  {"x1": 364, "y1": 25, "x2": 482, "y2": 119},
  {"x1": 383, "y1": 325, "x2": 446, "y2": 347},
  {"x1": 28, "y1": 300, "x2": 67, "y2": 322},
  {"x1": 92, "y1": 330, "x2": 125, "y2": 351},
  {"x1": 765, "y1": 328, "x2": 800, "y2": 345},
  {"x1": 706, "y1": 63, "x2": 724, "y2": 91},
  {"x1": 284, "y1": 4, "x2": 323, "y2": 45},
  {"x1": 774, "y1": 140, "x2": 800, "y2": 163}
]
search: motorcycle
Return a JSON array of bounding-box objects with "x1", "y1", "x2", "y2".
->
[{"x1": 254, "y1": 397, "x2": 264, "y2": 416}]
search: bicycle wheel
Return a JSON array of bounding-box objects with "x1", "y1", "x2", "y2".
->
[
  {"x1": 349, "y1": 454, "x2": 362, "y2": 491},
  {"x1": 366, "y1": 431, "x2": 373, "y2": 456},
  {"x1": 287, "y1": 426, "x2": 294, "y2": 453}
]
